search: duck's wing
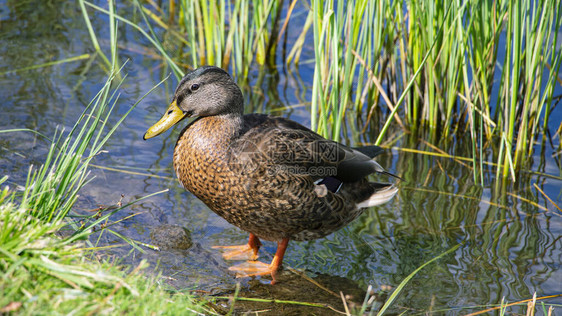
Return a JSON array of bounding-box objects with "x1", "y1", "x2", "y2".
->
[{"x1": 236, "y1": 114, "x2": 394, "y2": 183}]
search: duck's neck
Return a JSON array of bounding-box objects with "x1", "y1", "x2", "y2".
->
[
  {"x1": 207, "y1": 112, "x2": 243, "y2": 139},
  {"x1": 179, "y1": 112, "x2": 244, "y2": 154}
]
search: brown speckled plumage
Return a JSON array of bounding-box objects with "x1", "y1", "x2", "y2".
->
[
  {"x1": 145, "y1": 66, "x2": 398, "y2": 283},
  {"x1": 173, "y1": 114, "x2": 391, "y2": 241}
]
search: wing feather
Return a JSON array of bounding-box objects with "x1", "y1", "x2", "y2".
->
[{"x1": 235, "y1": 114, "x2": 387, "y2": 182}]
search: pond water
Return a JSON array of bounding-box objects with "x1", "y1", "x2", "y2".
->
[{"x1": 1, "y1": 1, "x2": 561, "y2": 314}]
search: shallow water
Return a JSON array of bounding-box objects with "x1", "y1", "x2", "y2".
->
[{"x1": 1, "y1": 1, "x2": 561, "y2": 314}]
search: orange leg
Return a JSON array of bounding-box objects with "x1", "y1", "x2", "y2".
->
[
  {"x1": 228, "y1": 238, "x2": 290, "y2": 285},
  {"x1": 212, "y1": 233, "x2": 261, "y2": 260}
]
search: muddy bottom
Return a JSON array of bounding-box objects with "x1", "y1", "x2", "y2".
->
[{"x1": 208, "y1": 269, "x2": 382, "y2": 315}]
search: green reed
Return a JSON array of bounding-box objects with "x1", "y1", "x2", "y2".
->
[
  {"x1": 93, "y1": 0, "x2": 283, "y2": 81},
  {"x1": 495, "y1": 0, "x2": 562, "y2": 180},
  {"x1": 306, "y1": 0, "x2": 561, "y2": 180},
  {"x1": 309, "y1": 0, "x2": 386, "y2": 141},
  {"x1": 178, "y1": 0, "x2": 281, "y2": 80}
]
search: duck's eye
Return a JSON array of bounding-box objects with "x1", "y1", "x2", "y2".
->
[{"x1": 190, "y1": 83, "x2": 200, "y2": 91}]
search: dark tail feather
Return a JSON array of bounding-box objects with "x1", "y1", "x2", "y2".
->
[
  {"x1": 380, "y1": 170, "x2": 404, "y2": 181},
  {"x1": 354, "y1": 145, "x2": 403, "y2": 181},
  {"x1": 352, "y1": 145, "x2": 384, "y2": 158}
]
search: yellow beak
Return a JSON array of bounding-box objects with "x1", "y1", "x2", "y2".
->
[{"x1": 143, "y1": 100, "x2": 187, "y2": 140}]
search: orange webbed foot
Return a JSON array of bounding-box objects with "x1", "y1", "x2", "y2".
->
[
  {"x1": 212, "y1": 244, "x2": 259, "y2": 260},
  {"x1": 213, "y1": 233, "x2": 261, "y2": 261},
  {"x1": 227, "y1": 237, "x2": 290, "y2": 285},
  {"x1": 229, "y1": 260, "x2": 280, "y2": 284}
]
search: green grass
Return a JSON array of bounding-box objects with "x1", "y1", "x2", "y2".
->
[{"x1": 0, "y1": 197, "x2": 208, "y2": 314}]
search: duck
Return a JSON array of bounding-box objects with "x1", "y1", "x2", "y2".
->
[{"x1": 143, "y1": 66, "x2": 399, "y2": 284}]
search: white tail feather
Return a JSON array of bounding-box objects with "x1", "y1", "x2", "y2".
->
[{"x1": 356, "y1": 185, "x2": 398, "y2": 208}]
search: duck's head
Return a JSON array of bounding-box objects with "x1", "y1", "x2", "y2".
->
[{"x1": 143, "y1": 66, "x2": 243, "y2": 140}]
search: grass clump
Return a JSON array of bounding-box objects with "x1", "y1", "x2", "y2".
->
[{"x1": 0, "y1": 187, "x2": 206, "y2": 314}]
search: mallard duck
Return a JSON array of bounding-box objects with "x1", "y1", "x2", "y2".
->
[{"x1": 144, "y1": 66, "x2": 399, "y2": 284}]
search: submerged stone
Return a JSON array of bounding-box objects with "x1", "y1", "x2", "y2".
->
[{"x1": 150, "y1": 224, "x2": 193, "y2": 250}]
